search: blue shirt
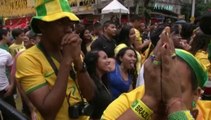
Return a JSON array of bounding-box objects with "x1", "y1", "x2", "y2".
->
[{"x1": 107, "y1": 64, "x2": 132, "y2": 99}]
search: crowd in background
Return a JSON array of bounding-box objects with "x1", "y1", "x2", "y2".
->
[{"x1": 1, "y1": 11, "x2": 211, "y2": 120}]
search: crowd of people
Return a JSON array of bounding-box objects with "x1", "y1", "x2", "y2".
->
[{"x1": 0, "y1": 0, "x2": 211, "y2": 120}]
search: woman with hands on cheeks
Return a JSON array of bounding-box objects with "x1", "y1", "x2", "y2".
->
[{"x1": 102, "y1": 27, "x2": 211, "y2": 120}]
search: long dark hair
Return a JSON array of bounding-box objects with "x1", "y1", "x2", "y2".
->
[
  {"x1": 116, "y1": 47, "x2": 138, "y2": 88},
  {"x1": 189, "y1": 32, "x2": 211, "y2": 55},
  {"x1": 117, "y1": 25, "x2": 133, "y2": 46},
  {"x1": 84, "y1": 50, "x2": 108, "y2": 85},
  {"x1": 80, "y1": 28, "x2": 91, "y2": 55},
  {"x1": 84, "y1": 50, "x2": 99, "y2": 77}
]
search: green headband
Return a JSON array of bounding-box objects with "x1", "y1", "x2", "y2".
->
[{"x1": 175, "y1": 49, "x2": 208, "y2": 88}]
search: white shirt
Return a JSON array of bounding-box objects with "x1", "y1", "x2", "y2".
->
[
  {"x1": 0, "y1": 48, "x2": 13, "y2": 91},
  {"x1": 136, "y1": 64, "x2": 145, "y2": 87}
]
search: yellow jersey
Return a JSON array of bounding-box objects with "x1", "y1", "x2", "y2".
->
[{"x1": 102, "y1": 85, "x2": 211, "y2": 120}]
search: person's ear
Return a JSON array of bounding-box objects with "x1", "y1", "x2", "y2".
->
[
  {"x1": 193, "y1": 87, "x2": 202, "y2": 101},
  {"x1": 103, "y1": 27, "x2": 107, "y2": 33}
]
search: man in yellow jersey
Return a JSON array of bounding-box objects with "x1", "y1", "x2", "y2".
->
[
  {"x1": 130, "y1": 15, "x2": 151, "y2": 64},
  {"x1": 16, "y1": 0, "x2": 95, "y2": 119}
]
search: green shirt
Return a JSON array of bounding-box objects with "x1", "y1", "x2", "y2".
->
[{"x1": 0, "y1": 44, "x2": 9, "y2": 52}]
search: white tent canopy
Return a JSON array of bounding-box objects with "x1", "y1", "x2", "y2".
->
[{"x1": 101, "y1": 0, "x2": 129, "y2": 14}]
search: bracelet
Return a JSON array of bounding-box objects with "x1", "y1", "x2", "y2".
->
[
  {"x1": 168, "y1": 110, "x2": 194, "y2": 120},
  {"x1": 130, "y1": 99, "x2": 153, "y2": 120}
]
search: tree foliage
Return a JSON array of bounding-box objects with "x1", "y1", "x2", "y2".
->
[{"x1": 181, "y1": 0, "x2": 211, "y2": 21}]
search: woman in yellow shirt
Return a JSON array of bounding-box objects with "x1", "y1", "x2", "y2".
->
[{"x1": 190, "y1": 31, "x2": 211, "y2": 100}]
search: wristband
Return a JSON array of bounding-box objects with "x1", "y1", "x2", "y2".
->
[
  {"x1": 130, "y1": 99, "x2": 153, "y2": 120},
  {"x1": 168, "y1": 110, "x2": 194, "y2": 120}
]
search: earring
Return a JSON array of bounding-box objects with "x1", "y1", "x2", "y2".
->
[{"x1": 192, "y1": 101, "x2": 196, "y2": 108}]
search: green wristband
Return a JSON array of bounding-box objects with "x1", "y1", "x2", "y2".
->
[{"x1": 168, "y1": 110, "x2": 194, "y2": 120}]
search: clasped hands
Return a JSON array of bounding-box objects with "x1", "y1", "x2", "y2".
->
[
  {"x1": 60, "y1": 32, "x2": 82, "y2": 65},
  {"x1": 142, "y1": 27, "x2": 185, "y2": 116}
]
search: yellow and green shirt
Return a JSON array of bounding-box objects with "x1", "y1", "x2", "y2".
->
[
  {"x1": 9, "y1": 42, "x2": 25, "y2": 57},
  {"x1": 102, "y1": 85, "x2": 211, "y2": 120},
  {"x1": 16, "y1": 45, "x2": 88, "y2": 120},
  {"x1": 195, "y1": 50, "x2": 211, "y2": 79}
]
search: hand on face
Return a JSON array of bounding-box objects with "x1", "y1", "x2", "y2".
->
[
  {"x1": 61, "y1": 32, "x2": 82, "y2": 62},
  {"x1": 143, "y1": 27, "x2": 185, "y2": 111}
]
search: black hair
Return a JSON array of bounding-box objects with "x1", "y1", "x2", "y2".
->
[
  {"x1": 84, "y1": 50, "x2": 99, "y2": 77},
  {"x1": 116, "y1": 47, "x2": 138, "y2": 88},
  {"x1": 80, "y1": 27, "x2": 91, "y2": 55},
  {"x1": 0, "y1": 28, "x2": 9, "y2": 40},
  {"x1": 180, "y1": 23, "x2": 195, "y2": 40},
  {"x1": 103, "y1": 20, "x2": 116, "y2": 30},
  {"x1": 189, "y1": 32, "x2": 211, "y2": 55},
  {"x1": 199, "y1": 12, "x2": 211, "y2": 35},
  {"x1": 84, "y1": 50, "x2": 108, "y2": 86},
  {"x1": 12, "y1": 28, "x2": 24, "y2": 39},
  {"x1": 93, "y1": 22, "x2": 102, "y2": 29},
  {"x1": 75, "y1": 23, "x2": 85, "y2": 34},
  {"x1": 117, "y1": 25, "x2": 133, "y2": 46},
  {"x1": 150, "y1": 24, "x2": 166, "y2": 47},
  {"x1": 130, "y1": 15, "x2": 142, "y2": 22},
  {"x1": 26, "y1": 30, "x2": 36, "y2": 38},
  {"x1": 171, "y1": 24, "x2": 181, "y2": 35}
]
